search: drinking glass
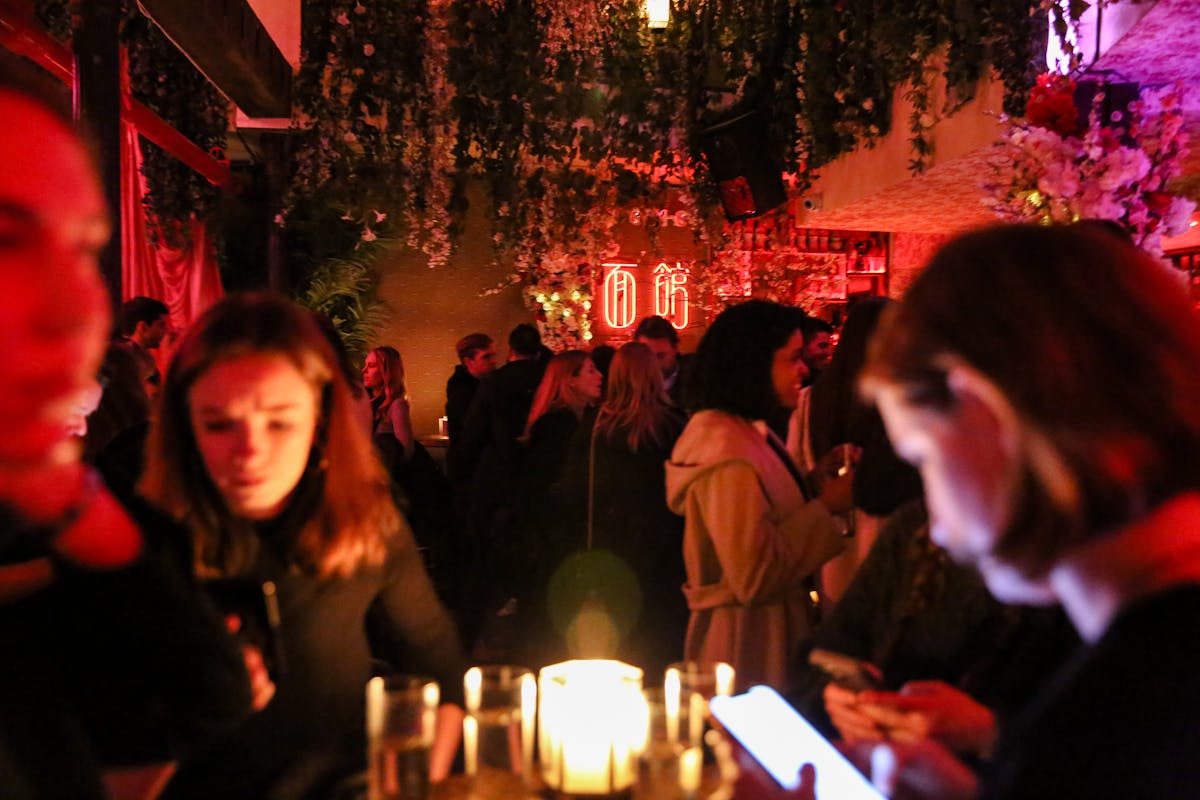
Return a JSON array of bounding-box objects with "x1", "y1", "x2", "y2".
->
[
  {"x1": 665, "y1": 661, "x2": 736, "y2": 702},
  {"x1": 366, "y1": 675, "x2": 439, "y2": 800},
  {"x1": 636, "y1": 687, "x2": 706, "y2": 799},
  {"x1": 463, "y1": 665, "x2": 536, "y2": 783}
]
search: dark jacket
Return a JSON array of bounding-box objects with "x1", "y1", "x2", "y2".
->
[
  {"x1": 460, "y1": 358, "x2": 546, "y2": 543},
  {"x1": 445, "y1": 364, "x2": 480, "y2": 485},
  {"x1": 0, "y1": 497, "x2": 251, "y2": 799},
  {"x1": 520, "y1": 407, "x2": 689, "y2": 680}
]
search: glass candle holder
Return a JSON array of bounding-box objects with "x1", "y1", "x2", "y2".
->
[{"x1": 538, "y1": 659, "x2": 648, "y2": 796}]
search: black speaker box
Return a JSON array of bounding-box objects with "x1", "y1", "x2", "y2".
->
[{"x1": 699, "y1": 109, "x2": 787, "y2": 222}]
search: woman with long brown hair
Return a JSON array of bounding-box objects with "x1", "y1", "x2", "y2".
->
[
  {"x1": 523, "y1": 349, "x2": 603, "y2": 440},
  {"x1": 140, "y1": 293, "x2": 465, "y2": 799},
  {"x1": 530, "y1": 342, "x2": 689, "y2": 678}
]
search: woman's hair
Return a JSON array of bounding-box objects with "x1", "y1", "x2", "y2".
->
[
  {"x1": 689, "y1": 299, "x2": 809, "y2": 420},
  {"x1": 140, "y1": 292, "x2": 400, "y2": 578},
  {"x1": 861, "y1": 223, "x2": 1200, "y2": 574},
  {"x1": 594, "y1": 341, "x2": 675, "y2": 451},
  {"x1": 525, "y1": 350, "x2": 592, "y2": 436},
  {"x1": 368, "y1": 345, "x2": 407, "y2": 416},
  {"x1": 808, "y1": 297, "x2": 890, "y2": 457}
]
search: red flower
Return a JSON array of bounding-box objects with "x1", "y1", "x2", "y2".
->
[
  {"x1": 1027, "y1": 73, "x2": 1081, "y2": 137},
  {"x1": 1145, "y1": 192, "x2": 1173, "y2": 216}
]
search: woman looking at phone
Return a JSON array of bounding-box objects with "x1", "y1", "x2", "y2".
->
[
  {"x1": 141, "y1": 293, "x2": 466, "y2": 799},
  {"x1": 850, "y1": 223, "x2": 1200, "y2": 798}
]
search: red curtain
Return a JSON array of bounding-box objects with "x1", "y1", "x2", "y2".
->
[{"x1": 120, "y1": 118, "x2": 224, "y2": 371}]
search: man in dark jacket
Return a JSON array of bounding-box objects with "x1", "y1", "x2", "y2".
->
[
  {"x1": 455, "y1": 324, "x2": 547, "y2": 655},
  {"x1": 445, "y1": 333, "x2": 496, "y2": 485}
]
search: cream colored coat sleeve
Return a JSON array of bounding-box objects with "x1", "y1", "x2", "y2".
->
[{"x1": 686, "y1": 460, "x2": 845, "y2": 605}]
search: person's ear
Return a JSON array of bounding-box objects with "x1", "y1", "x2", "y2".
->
[
  {"x1": 946, "y1": 363, "x2": 1079, "y2": 517},
  {"x1": 944, "y1": 364, "x2": 1022, "y2": 460}
]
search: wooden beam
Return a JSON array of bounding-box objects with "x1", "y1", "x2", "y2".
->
[
  {"x1": 122, "y1": 93, "x2": 233, "y2": 188},
  {"x1": 0, "y1": 8, "x2": 232, "y2": 187},
  {"x1": 76, "y1": 0, "x2": 123, "y2": 313},
  {"x1": 138, "y1": 0, "x2": 291, "y2": 118}
]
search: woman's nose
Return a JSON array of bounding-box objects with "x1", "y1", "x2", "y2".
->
[{"x1": 232, "y1": 424, "x2": 264, "y2": 460}]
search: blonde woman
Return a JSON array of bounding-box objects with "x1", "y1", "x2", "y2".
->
[{"x1": 363, "y1": 344, "x2": 415, "y2": 461}]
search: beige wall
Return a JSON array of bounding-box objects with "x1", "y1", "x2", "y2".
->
[
  {"x1": 888, "y1": 232, "x2": 949, "y2": 299},
  {"x1": 372, "y1": 190, "x2": 531, "y2": 438}
]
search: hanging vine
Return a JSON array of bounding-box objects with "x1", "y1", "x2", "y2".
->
[{"x1": 33, "y1": 0, "x2": 229, "y2": 252}]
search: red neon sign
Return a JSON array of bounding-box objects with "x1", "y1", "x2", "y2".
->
[
  {"x1": 653, "y1": 262, "x2": 690, "y2": 329},
  {"x1": 602, "y1": 262, "x2": 638, "y2": 329}
]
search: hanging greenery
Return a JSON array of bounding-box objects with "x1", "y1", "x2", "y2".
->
[
  {"x1": 123, "y1": 13, "x2": 230, "y2": 251},
  {"x1": 284, "y1": 0, "x2": 1056, "y2": 347},
  {"x1": 39, "y1": 0, "x2": 1068, "y2": 348},
  {"x1": 33, "y1": 1, "x2": 229, "y2": 252}
]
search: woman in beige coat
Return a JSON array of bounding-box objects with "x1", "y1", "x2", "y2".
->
[{"x1": 666, "y1": 301, "x2": 854, "y2": 691}]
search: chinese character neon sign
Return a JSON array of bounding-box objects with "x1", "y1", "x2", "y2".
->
[
  {"x1": 602, "y1": 262, "x2": 637, "y2": 329},
  {"x1": 653, "y1": 261, "x2": 690, "y2": 330}
]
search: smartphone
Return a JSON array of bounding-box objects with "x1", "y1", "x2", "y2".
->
[
  {"x1": 202, "y1": 578, "x2": 286, "y2": 679},
  {"x1": 709, "y1": 685, "x2": 885, "y2": 799},
  {"x1": 809, "y1": 648, "x2": 883, "y2": 692}
]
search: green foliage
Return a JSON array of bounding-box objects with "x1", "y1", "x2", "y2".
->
[
  {"x1": 124, "y1": 12, "x2": 230, "y2": 251},
  {"x1": 33, "y1": 1, "x2": 230, "y2": 252},
  {"x1": 293, "y1": 240, "x2": 391, "y2": 368}
]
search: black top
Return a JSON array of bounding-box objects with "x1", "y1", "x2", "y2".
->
[
  {"x1": 0, "y1": 497, "x2": 251, "y2": 799},
  {"x1": 518, "y1": 407, "x2": 689, "y2": 680},
  {"x1": 789, "y1": 501, "x2": 1077, "y2": 737},
  {"x1": 459, "y1": 358, "x2": 545, "y2": 490},
  {"x1": 444, "y1": 364, "x2": 480, "y2": 484},
  {"x1": 161, "y1": 517, "x2": 466, "y2": 800},
  {"x1": 982, "y1": 583, "x2": 1200, "y2": 799}
]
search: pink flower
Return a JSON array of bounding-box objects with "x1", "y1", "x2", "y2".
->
[
  {"x1": 336, "y1": 12, "x2": 350, "y2": 25},
  {"x1": 363, "y1": 44, "x2": 375, "y2": 56}
]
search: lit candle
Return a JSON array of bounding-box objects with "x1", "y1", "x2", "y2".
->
[
  {"x1": 421, "y1": 682, "x2": 439, "y2": 744},
  {"x1": 664, "y1": 668, "x2": 681, "y2": 744},
  {"x1": 715, "y1": 662, "x2": 735, "y2": 697},
  {"x1": 465, "y1": 666, "x2": 482, "y2": 712},
  {"x1": 521, "y1": 673, "x2": 536, "y2": 778},
  {"x1": 463, "y1": 666, "x2": 481, "y2": 776},
  {"x1": 538, "y1": 660, "x2": 646, "y2": 795},
  {"x1": 679, "y1": 745, "x2": 703, "y2": 798}
]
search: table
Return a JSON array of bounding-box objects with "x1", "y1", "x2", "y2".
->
[{"x1": 431, "y1": 762, "x2": 732, "y2": 799}]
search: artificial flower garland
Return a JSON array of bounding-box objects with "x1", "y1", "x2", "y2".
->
[{"x1": 984, "y1": 73, "x2": 1195, "y2": 258}]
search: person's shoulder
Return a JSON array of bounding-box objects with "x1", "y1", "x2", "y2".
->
[{"x1": 531, "y1": 407, "x2": 578, "y2": 439}]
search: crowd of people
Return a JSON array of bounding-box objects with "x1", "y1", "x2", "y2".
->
[{"x1": 5, "y1": 59, "x2": 1200, "y2": 800}]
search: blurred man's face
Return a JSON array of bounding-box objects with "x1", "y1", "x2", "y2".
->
[
  {"x1": 464, "y1": 345, "x2": 497, "y2": 378},
  {"x1": 636, "y1": 335, "x2": 678, "y2": 376},
  {"x1": 0, "y1": 92, "x2": 111, "y2": 465},
  {"x1": 139, "y1": 315, "x2": 170, "y2": 348},
  {"x1": 802, "y1": 331, "x2": 834, "y2": 373}
]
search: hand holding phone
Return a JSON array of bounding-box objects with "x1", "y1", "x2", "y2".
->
[
  {"x1": 710, "y1": 685, "x2": 885, "y2": 800},
  {"x1": 202, "y1": 578, "x2": 285, "y2": 681},
  {"x1": 809, "y1": 648, "x2": 882, "y2": 692}
]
